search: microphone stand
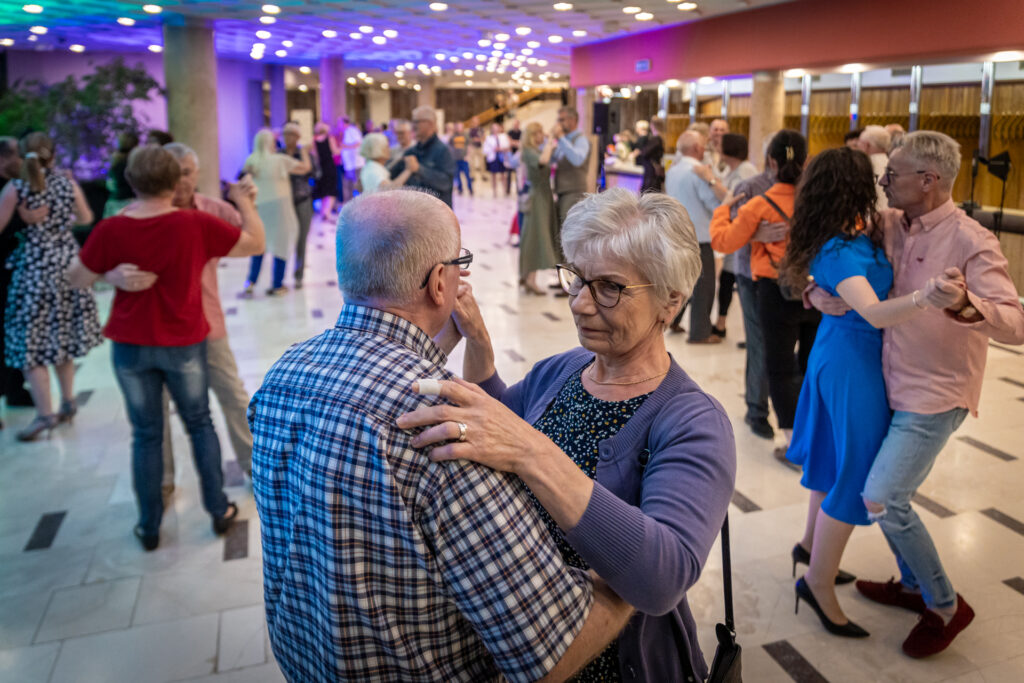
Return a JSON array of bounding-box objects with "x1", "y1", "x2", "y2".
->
[{"x1": 963, "y1": 149, "x2": 980, "y2": 216}]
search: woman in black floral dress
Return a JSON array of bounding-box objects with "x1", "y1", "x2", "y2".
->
[{"x1": 0, "y1": 133, "x2": 103, "y2": 440}]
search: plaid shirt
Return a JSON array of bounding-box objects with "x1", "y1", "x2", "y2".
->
[{"x1": 250, "y1": 305, "x2": 593, "y2": 683}]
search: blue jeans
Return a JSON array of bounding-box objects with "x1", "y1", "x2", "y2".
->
[
  {"x1": 113, "y1": 342, "x2": 229, "y2": 536},
  {"x1": 736, "y1": 275, "x2": 769, "y2": 421},
  {"x1": 454, "y1": 159, "x2": 473, "y2": 194},
  {"x1": 247, "y1": 254, "x2": 287, "y2": 289},
  {"x1": 862, "y1": 407, "x2": 968, "y2": 610}
]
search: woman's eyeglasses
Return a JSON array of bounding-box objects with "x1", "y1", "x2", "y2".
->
[
  {"x1": 556, "y1": 264, "x2": 653, "y2": 308},
  {"x1": 419, "y1": 248, "x2": 473, "y2": 288}
]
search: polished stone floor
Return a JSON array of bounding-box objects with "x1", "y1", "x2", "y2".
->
[{"x1": 2, "y1": 193, "x2": 1023, "y2": 682}]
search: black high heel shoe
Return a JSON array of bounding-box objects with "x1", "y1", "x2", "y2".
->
[
  {"x1": 792, "y1": 543, "x2": 857, "y2": 585},
  {"x1": 795, "y1": 577, "x2": 870, "y2": 638}
]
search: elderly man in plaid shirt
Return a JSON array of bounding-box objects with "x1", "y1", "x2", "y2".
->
[{"x1": 249, "y1": 190, "x2": 631, "y2": 682}]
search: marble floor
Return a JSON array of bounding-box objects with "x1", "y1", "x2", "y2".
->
[{"x1": 2, "y1": 192, "x2": 1024, "y2": 683}]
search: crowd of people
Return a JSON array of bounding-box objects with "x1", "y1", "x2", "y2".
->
[{"x1": 1, "y1": 98, "x2": 1023, "y2": 682}]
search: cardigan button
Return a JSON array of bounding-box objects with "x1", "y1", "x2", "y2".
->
[
  {"x1": 638, "y1": 449, "x2": 650, "y2": 467},
  {"x1": 626, "y1": 664, "x2": 637, "y2": 678}
]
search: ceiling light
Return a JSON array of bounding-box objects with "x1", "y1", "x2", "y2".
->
[
  {"x1": 372, "y1": 36, "x2": 386, "y2": 44},
  {"x1": 431, "y1": 65, "x2": 441, "y2": 72},
  {"x1": 635, "y1": 85, "x2": 642, "y2": 92},
  {"x1": 321, "y1": 29, "x2": 337, "y2": 38},
  {"x1": 478, "y1": 38, "x2": 491, "y2": 47},
  {"x1": 69, "y1": 44, "x2": 85, "y2": 52},
  {"x1": 142, "y1": 4, "x2": 161, "y2": 13},
  {"x1": 22, "y1": 4, "x2": 43, "y2": 13},
  {"x1": 275, "y1": 49, "x2": 287, "y2": 57},
  {"x1": 698, "y1": 76, "x2": 715, "y2": 84},
  {"x1": 784, "y1": 68, "x2": 806, "y2": 78},
  {"x1": 465, "y1": 79, "x2": 473, "y2": 86},
  {"x1": 512, "y1": 60, "x2": 522, "y2": 67},
  {"x1": 678, "y1": 2, "x2": 697, "y2": 9},
  {"x1": 260, "y1": 16, "x2": 275, "y2": 24},
  {"x1": 449, "y1": 56, "x2": 459, "y2": 62},
  {"x1": 365, "y1": 77, "x2": 373, "y2": 83},
  {"x1": 381, "y1": 83, "x2": 389, "y2": 89},
  {"x1": 486, "y1": 65, "x2": 495, "y2": 72},
  {"x1": 553, "y1": 3, "x2": 573, "y2": 10},
  {"x1": 992, "y1": 51, "x2": 1024, "y2": 62},
  {"x1": 572, "y1": 29, "x2": 587, "y2": 37},
  {"x1": 252, "y1": 43, "x2": 266, "y2": 50},
  {"x1": 251, "y1": 52, "x2": 263, "y2": 60},
  {"x1": 527, "y1": 41, "x2": 540, "y2": 49},
  {"x1": 475, "y1": 65, "x2": 483, "y2": 70},
  {"x1": 262, "y1": 4, "x2": 280, "y2": 14},
  {"x1": 495, "y1": 33, "x2": 510, "y2": 41},
  {"x1": 537, "y1": 59, "x2": 548, "y2": 66},
  {"x1": 148, "y1": 44, "x2": 162, "y2": 52},
  {"x1": 299, "y1": 65, "x2": 311, "y2": 74},
  {"x1": 491, "y1": 49, "x2": 502, "y2": 56},
  {"x1": 493, "y1": 42, "x2": 506, "y2": 50},
  {"x1": 526, "y1": 57, "x2": 537, "y2": 63},
  {"x1": 0, "y1": 39, "x2": 14, "y2": 46},
  {"x1": 383, "y1": 29, "x2": 398, "y2": 38},
  {"x1": 117, "y1": 17, "x2": 136, "y2": 26},
  {"x1": 27, "y1": 34, "x2": 37, "y2": 41},
  {"x1": 357, "y1": 71, "x2": 367, "y2": 78},
  {"x1": 256, "y1": 29, "x2": 271, "y2": 38},
  {"x1": 521, "y1": 48, "x2": 533, "y2": 55},
  {"x1": 665, "y1": 78, "x2": 680, "y2": 86},
  {"x1": 413, "y1": 84, "x2": 422, "y2": 91},
  {"x1": 405, "y1": 62, "x2": 414, "y2": 68},
  {"x1": 636, "y1": 12, "x2": 654, "y2": 20},
  {"x1": 454, "y1": 69, "x2": 462, "y2": 76},
  {"x1": 298, "y1": 84, "x2": 308, "y2": 91},
  {"x1": 282, "y1": 40, "x2": 293, "y2": 47},
  {"x1": 359, "y1": 25, "x2": 373, "y2": 33},
  {"x1": 623, "y1": 6, "x2": 641, "y2": 13},
  {"x1": 462, "y1": 51, "x2": 472, "y2": 58},
  {"x1": 397, "y1": 78, "x2": 406, "y2": 85},
  {"x1": 839, "y1": 63, "x2": 866, "y2": 73},
  {"x1": 428, "y1": 2, "x2": 448, "y2": 10},
  {"x1": 504, "y1": 52, "x2": 515, "y2": 58},
  {"x1": 347, "y1": 77, "x2": 356, "y2": 84},
  {"x1": 515, "y1": 27, "x2": 531, "y2": 35},
  {"x1": 349, "y1": 32, "x2": 361, "y2": 39},
  {"x1": 548, "y1": 35, "x2": 562, "y2": 43},
  {"x1": 29, "y1": 25, "x2": 47, "y2": 34},
  {"x1": 435, "y1": 52, "x2": 445, "y2": 60}
]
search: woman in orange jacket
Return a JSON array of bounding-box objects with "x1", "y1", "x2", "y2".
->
[{"x1": 710, "y1": 130, "x2": 820, "y2": 462}]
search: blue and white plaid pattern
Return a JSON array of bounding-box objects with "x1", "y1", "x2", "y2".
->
[{"x1": 250, "y1": 305, "x2": 593, "y2": 683}]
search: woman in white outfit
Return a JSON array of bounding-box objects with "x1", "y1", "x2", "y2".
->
[{"x1": 358, "y1": 133, "x2": 413, "y2": 195}]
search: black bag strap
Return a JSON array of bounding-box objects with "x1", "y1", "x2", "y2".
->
[
  {"x1": 760, "y1": 192, "x2": 790, "y2": 223},
  {"x1": 721, "y1": 514, "x2": 734, "y2": 632}
]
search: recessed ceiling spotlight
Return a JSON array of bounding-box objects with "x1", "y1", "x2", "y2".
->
[
  {"x1": 252, "y1": 42, "x2": 266, "y2": 50},
  {"x1": 572, "y1": 29, "x2": 587, "y2": 37},
  {"x1": 0, "y1": 38, "x2": 14, "y2": 46},
  {"x1": 428, "y1": 2, "x2": 448, "y2": 10},
  {"x1": 29, "y1": 25, "x2": 47, "y2": 34},
  {"x1": 299, "y1": 65, "x2": 311, "y2": 74},
  {"x1": 372, "y1": 36, "x2": 386, "y2": 44},
  {"x1": 431, "y1": 65, "x2": 441, "y2": 72},
  {"x1": 784, "y1": 68, "x2": 807, "y2": 78},
  {"x1": 475, "y1": 64, "x2": 483, "y2": 70},
  {"x1": 381, "y1": 83, "x2": 389, "y2": 89},
  {"x1": 321, "y1": 29, "x2": 337, "y2": 38},
  {"x1": 349, "y1": 32, "x2": 361, "y2": 39},
  {"x1": 365, "y1": 76, "x2": 373, "y2": 83},
  {"x1": 698, "y1": 76, "x2": 715, "y2": 84},
  {"x1": 275, "y1": 49, "x2": 287, "y2": 57},
  {"x1": 259, "y1": 16, "x2": 276, "y2": 24},
  {"x1": 357, "y1": 72, "x2": 367, "y2": 78},
  {"x1": 839, "y1": 63, "x2": 866, "y2": 73},
  {"x1": 527, "y1": 40, "x2": 540, "y2": 48},
  {"x1": 521, "y1": 48, "x2": 533, "y2": 55},
  {"x1": 359, "y1": 25, "x2": 373, "y2": 33},
  {"x1": 405, "y1": 61, "x2": 414, "y2": 68},
  {"x1": 515, "y1": 27, "x2": 531, "y2": 35},
  {"x1": 495, "y1": 33, "x2": 510, "y2": 41},
  {"x1": 553, "y1": 3, "x2": 573, "y2": 10},
  {"x1": 537, "y1": 59, "x2": 548, "y2": 66},
  {"x1": 262, "y1": 4, "x2": 280, "y2": 14},
  {"x1": 347, "y1": 76, "x2": 356, "y2": 84},
  {"x1": 282, "y1": 40, "x2": 293, "y2": 47},
  {"x1": 678, "y1": 2, "x2": 698, "y2": 10},
  {"x1": 22, "y1": 4, "x2": 44, "y2": 13},
  {"x1": 142, "y1": 4, "x2": 161, "y2": 13},
  {"x1": 465, "y1": 79, "x2": 473, "y2": 85},
  {"x1": 636, "y1": 12, "x2": 654, "y2": 20},
  {"x1": 623, "y1": 6, "x2": 641, "y2": 13},
  {"x1": 462, "y1": 51, "x2": 472, "y2": 58},
  {"x1": 434, "y1": 52, "x2": 445, "y2": 60},
  {"x1": 503, "y1": 52, "x2": 515, "y2": 58},
  {"x1": 383, "y1": 29, "x2": 398, "y2": 38},
  {"x1": 526, "y1": 57, "x2": 537, "y2": 64},
  {"x1": 491, "y1": 49, "x2": 502, "y2": 56},
  {"x1": 27, "y1": 34, "x2": 37, "y2": 41},
  {"x1": 298, "y1": 84, "x2": 308, "y2": 91},
  {"x1": 69, "y1": 44, "x2": 85, "y2": 52},
  {"x1": 397, "y1": 78, "x2": 406, "y2": 85},
  {"x1": 148, "y1": 44, "x2": 163, "y2": 52},
  {"x1": 449, "y1": 56, "x2": 459, "y2": 62},
  {"x1": 256, "y1": 30, "x2": 271, "y2": 38},
  {"x1": 117, "y1": 17, "x2": 136, "y2": 26},
  {"x1": 413, "y1": 84, "x2": 422, "y2": 91},
  {"x1": 992, "y1": 51, "x2": 1024, "y2": 62},
  {"x1": 250, "y1": 52, "x2": 263, "y2": 60},
  {"x1": 548, "y1": 35, "x2": 562, "y2": 43}
]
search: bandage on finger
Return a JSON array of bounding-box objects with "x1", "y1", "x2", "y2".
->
[{"x1": 416, "y1": 378, "x2": 443, "y2": 396}]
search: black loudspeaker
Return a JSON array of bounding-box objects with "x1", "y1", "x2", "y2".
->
[
  {"x1": 607, "y1": 99, "x2": 623, "y2": 137},
  {"x1": 592, "y1": 102, "x2": 609, "y2": 136}
]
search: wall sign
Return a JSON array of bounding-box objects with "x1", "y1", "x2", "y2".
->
[{"x1": 635, "y1": 59, "x2": 651, "y2": 73}]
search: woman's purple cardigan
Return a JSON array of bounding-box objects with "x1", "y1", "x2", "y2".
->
[{"x1": 479, "y1": 347, "x2": 736, "y2": 682}]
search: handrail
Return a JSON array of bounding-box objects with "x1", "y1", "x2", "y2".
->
[{"x1": 460, "y1": 88, "x2": 559, "y2": 128}]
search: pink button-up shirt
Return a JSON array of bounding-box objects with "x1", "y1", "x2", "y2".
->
[
  {"x1": 193, "y1": 193, "x2": 242, "y2": 341},
  {"x1": 881, "y1": 200, "x2": 1024, "y2": 416}
]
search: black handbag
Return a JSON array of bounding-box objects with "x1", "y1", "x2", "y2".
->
[{"x1": 706, "y1": 514, "x2": 741, "y2": 682}]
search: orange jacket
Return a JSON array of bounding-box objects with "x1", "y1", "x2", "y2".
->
[{"x1": 710, "y1": 182, "x2": 795, "y2": 280}]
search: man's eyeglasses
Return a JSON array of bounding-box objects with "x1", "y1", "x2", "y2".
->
[
  {"x1": 420, "y1": 247, "x2": 473, "y2": 288},
  {"x1": 882, "y1": 167, "x2": 936, "y2": 183},
  {"x1": 556, "y1": 264, "x2": 653, "y2": 308}
]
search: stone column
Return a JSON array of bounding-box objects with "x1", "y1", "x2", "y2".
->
[
  {"x1": 319, "y1": 55, "x2": 346, "y2": 126},
  {"x1": 417, "y1": 76, "x2": 437, "y2": 109},
  {"x1": 576, "y1": 87, "x2": 595, "y2": 136},
  {"x1": 749, "y1": 70, "x2": 785, "y2": 168},
  {"x1": 163, "y1": 20, "x2": 220, "y2": 197},
  {"x1": 265, "y1": 64, "x2": 287, "y2": 127}
]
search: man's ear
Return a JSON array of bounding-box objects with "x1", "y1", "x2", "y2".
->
[{"x1": 425, "y1": 264, "x2": 446, "y2": 306}]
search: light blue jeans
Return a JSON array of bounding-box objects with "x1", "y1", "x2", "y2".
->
[{"x1": 861, "y1": 407, "x2": 968, "y2": 610}]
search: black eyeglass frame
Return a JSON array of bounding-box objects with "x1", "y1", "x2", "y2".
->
[
  {"x1": 881, "y1": 167, "x2": 938, "y2": 183},
  {"x1": 555, "y1": 263, "x2": 654, "y2": 308},
  {"x1": 419, "y1": 247, "x2": 473, "y2": 288}
]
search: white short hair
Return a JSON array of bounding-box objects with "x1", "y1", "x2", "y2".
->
[
  {"x1": 894, "y1": 130, "x2": 961, "y2": 189},
  {"x1": 163, "y1": 142, "x2": 199, "y2": 169},
  {"x1": 335, "y1": 190, "x2": 458, "y2": 304},
  {"x1": 859, "y1": 125, "x2": 891, "y2": 154},
  {"x1": 359, "y1": 133, "x2": 391, "y2": 161},
  {"x1": 411, "y1": 106, "x2": 436, "y2": 123},
  {"x1": 562, "y1": 188, "x2": 701, "y2": 303}
]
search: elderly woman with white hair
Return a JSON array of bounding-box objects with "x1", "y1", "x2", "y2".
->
[
  {"x1": 241, "y1": 128, "x2": 311, "y2": 297},
  {"x1": 858, "y1": 124, "x2": 891, "y2": 210},
  {"x1": 398, "y1": 187, "x2": 737, "y2": 682},
  {"x1": 358, "y1": 133, "x2": 412, "y2": 194}
]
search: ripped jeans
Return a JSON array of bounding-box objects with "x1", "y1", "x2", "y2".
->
[{"x1": 861, "y1": 408, "x2": 968, "y2": 610}]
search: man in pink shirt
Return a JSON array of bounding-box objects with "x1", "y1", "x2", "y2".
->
[{"x1": 811, "y1": 131, "x2": 1024, "y2": 657}]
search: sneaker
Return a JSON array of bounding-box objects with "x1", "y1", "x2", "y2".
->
[
  {"x1": 902, "y1": 595, "x2": 974, "y2": 658},
  {"x1": 744, "y1": 415, "x2": 775, "y2": 440},
  {"x1": 239, "y1": 283, "x2": 255, "y2": 299},
  {"x1": 265, "y1": 286, "x2": 289, "y2": 297},
  {"x1": 856, "y1": 578, "x2": 927, "y2": 613}
]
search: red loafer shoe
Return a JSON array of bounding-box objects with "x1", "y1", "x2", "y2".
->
[
  {"x1": 856, "y1": 578, "x2": 927, "y2": 613},
  {"x1": 902, "y1": 595, "x2": 974, "y2": 658}
]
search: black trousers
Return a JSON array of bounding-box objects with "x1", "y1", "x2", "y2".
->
[
  {"x1": 755, "y1": 278, "x2": 820, "y2": 430},
  {"x1": 0, "y1": 263, "x2": 27, "y2": 399},
  {"x1": 717, "y1": 269, "x2": 736, "y2": 320},
  {"x1": 672, "y1": 242, "x2": 716, "y2": 340}
]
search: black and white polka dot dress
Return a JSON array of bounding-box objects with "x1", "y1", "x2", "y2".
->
[
  {"x1": 3, "y1": 170, "x2": 102, "y2": 369},
  {"x1": 531, "y1": 366, "x2": 651, "y2": 683}
]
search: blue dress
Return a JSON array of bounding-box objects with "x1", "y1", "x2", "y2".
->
[{"x1": 787, "y1": 234, "x2": 893, "y2": 526}]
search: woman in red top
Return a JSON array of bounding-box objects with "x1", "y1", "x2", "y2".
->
[{"x1": 68, "y1": 145, "x2": 265, "y2": 551}]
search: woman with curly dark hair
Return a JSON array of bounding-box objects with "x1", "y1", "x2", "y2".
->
[{"x1": 780, "y1": 147, "x2": 950, "y2": 639}]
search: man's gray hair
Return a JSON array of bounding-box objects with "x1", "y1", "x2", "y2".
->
[
  {"x1": 558, "y1": 106, "x2": 579, "y2": 122},
  {"x1": 562, "y1": 187, "x2": 701, "y2": 303},
  {"x1": 336, "y1": 189, "x2": 458, "y2": 303},
  {"x1": 411, "y1": 106, "x2": 436, "y2": 123},
  {"x1": 393, "y1": 119, "x2": 412, "y2": 132},
  {"x1": 163, "y1": 142, "x2": 200, "y2": 168},
  {"x1": 893, "y1": 130, "x2": 961, "y2": 189},
  {"x1": 676, "y1": 130, "x2": 704, "y2": 156},
  {"x1": 859, "y1": 125, "x2": 891, "y2": 154}
]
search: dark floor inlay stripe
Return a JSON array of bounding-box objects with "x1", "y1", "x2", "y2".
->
[
  {"x1": 911, "y1": 492, "x2": 955, "y2": 519},
  {"x1": 499, "y1": 304, "x2": 518, "y2": 316},
  {"x1": 311, "y1": 309, "x2": 323, "y2": 319},
  {"x1": 225, "y1": 307, "x2": 238, "y2": 316},
  {"x1": 478, "y1": 263, "x2": 492, "y2": 270},
  {"x1": 505, "y1": 349, "x2": 525, "y2": 362},
  {"x1": 326, "y1": 279, "x2": 336, "y2": 287},
  {"x1": 763, "y1": 640, "x2": 828, "y2": 683},
  {"x1": 503, "y1": 281, "x2": 513, "y2": 288},
  {"x1": 958, "y1": 436, "x2": 1017, "y2": 462},
  {"x1": 1004, "y1": 577, "x2": 1024, "y2": 596},
  {"x1": 982, "y1": 508, "x2": 1024, "y2": 537},
  {"x1": 223, "y1": 519, "x2": 249, "y2": 561},
  {"x1": 731, "y1": 490, "x2": 761, "y2": 513},
  {"x1": 542, "y1": 312, "x2": 560, "y2": 322},
  {"x1": 999, "y1": 376, "x2": 1024, "y2": 390},
  {"x1": 24, "y1": 511, "x2": 67, "y2": 552},
  {"x1": 990, "y1": 343, "x2": 1023, "y2": 356},
  {"x1": 223, "y1": 459, "x2": 245, "y2": 488}
]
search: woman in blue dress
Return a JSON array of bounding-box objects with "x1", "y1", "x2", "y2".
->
[{"x1": 779, "y1": 147, "x2": 949, "y2": 638}]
